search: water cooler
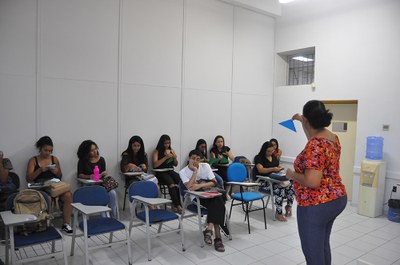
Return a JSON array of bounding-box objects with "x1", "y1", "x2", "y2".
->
[{"x1": 358, "y1": 159, "x2": 386, "y2": 217}]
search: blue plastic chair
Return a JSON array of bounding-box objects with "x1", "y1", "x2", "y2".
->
[
  {"x1": 128, "y1": 181, "x2": 185, "y2": 261},
  {"x1": 2, "y1": 190, "x2": 68, "y2": 265},
  {"x1": 70, "y1": 186, "x2": 132, "y2": 265},
  {"x1": 227, "y1": 163, "x2": 267, "y2": 234}
]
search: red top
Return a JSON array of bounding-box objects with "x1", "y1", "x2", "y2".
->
[{"x1": 293, "y1": 135, "x2": 347, "y2": 206}]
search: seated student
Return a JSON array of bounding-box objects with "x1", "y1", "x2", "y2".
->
[
  {"x1": 179, "y1": 150, "x2": 226, "y2": 252},
  {"x1": 0, "y1": 151, "x2": 18, "y2": 217},
  {"x1": 195, "y1": 139, "x2": 224, "y2": 188},
  {"x1": 77, "y1": 140, "x2": 118, "y2": 218},
  {"x1": 26, "y1": 136, "x2": 73, "y2": 233},
  {"x1": 210, "y1": 135, "x2": 235, "y2": 183},
  {"x1": 270, "y1": 138, "x2": 282, "y2": 161},
  {"x1": 152, "y1": 134, "x2": 182, "y2": 213},
  {"x1": 253, "y1": 141, "x2": 295, "y2": 222},
  {"x1": 120, "y1": 135, "x2": 158, "y2": 185},
  {"x1": 195, "y1": 139, "x2": 208, "y2": 162},
  {"x1": 0, "y1": 151, "x2": 18, "y2": 196}
]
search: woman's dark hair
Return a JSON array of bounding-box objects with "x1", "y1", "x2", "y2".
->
[
  {"x1": 195, "y1": 139, "x2": 207, "y2": 159},
  {"x1": 77, "y1": 140, "x2": 98, "y2": 160},
  {"x1": 155, "y1": 134, "x2": 171, "y2": 154},
  {"x1": 257, "y1": 141, "x2": 273, "y2": 158},
  {"x1": 122, "y1": 135, "x2": 145, "y2": 162},
  {"x1": 302, "y1": 100, "x2": 333, "y2": 129},
  {"x1": 212, "y1": 135, "x2": 225, "y2": 150},
  {"x1": 36, "y1": 136, "x2": 53, "y2": 149},
  {"x1": 270, "y1": 138, "x2": 279, "y2": 149},
  {"x1": 189, "y1": 149, "x2": 203, "y2": 158}
]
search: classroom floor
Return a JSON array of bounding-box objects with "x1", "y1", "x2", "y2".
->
[{"x1": 1, "y1": 200, "x2": 400, "y2": 265}]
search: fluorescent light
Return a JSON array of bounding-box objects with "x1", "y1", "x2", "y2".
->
[
  {"x1": 279, "y1": 0, "x2": 295, "y2": 3},
  {"x1": 292, "y1": 56, "x2": 314, "y2": 62}
]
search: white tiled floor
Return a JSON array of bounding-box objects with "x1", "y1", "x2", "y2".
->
[{"x1": 1, "y1": 201, "x2": 400, "y2": 265}]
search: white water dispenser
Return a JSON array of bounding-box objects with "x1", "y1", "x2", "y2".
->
[{"x1": 358, "y1": 159, "x2": 386, "y2": 217}]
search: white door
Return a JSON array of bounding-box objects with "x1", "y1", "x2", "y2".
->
[{"x1": 325, "y1": 103, "x2": 358, "y2": 201}]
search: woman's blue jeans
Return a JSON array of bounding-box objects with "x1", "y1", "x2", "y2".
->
[{"x1": 297, "y1": 195, "x2": 347, "y2": 265}]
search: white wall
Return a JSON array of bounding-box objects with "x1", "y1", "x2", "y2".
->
[
  {"x1": 0, "y1": 0, "x2": 274, "y2": 201},
  {"x1": 274, "y1": 0, "x2": 400, "y2": 209}
]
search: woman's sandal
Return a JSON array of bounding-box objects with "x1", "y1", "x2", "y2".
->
[
  {"x1": 172, "y1": 205, "x2": 183, "y2": 214},
  {"x1": 275, "y1": 213, "x2": 288, "y2": 222},
  {"x1": 285, "y1": 205, "x2": 292, "y2": 217},
  {"x1": 203, "y1": 229, "x2": 213, "y2": 245},
  {"x1": 214, "y1": 238, "x2": 225, "y2": 252}
]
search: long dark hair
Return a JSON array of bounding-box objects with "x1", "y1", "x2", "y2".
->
[
  {"x1": 195, "y1": 139, "x2": 207, "y2": 159},
  {"x1": 122, "y1": 135, "x2": 145, "y2": 162},
  {"x1": 212, "y1": 135, "x2": 225, "y2": 151},
  {"x1": 36, "y1": 136, "x2": 53, "y2": 150},
  {"x1": 155, "y1": 134, "x2": 171, "y2": 154},
  {"x1": 256, "y1": 141, "x2": 273, "y2": 159},
  {"x1": 77, "y1": 140, "x2": 98, "y2": 161},
  {"x1": 270, "y1": 138, "x2": 279, "y2": 150}
]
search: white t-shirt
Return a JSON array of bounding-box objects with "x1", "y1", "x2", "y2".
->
[{"x1": 179, "y1": 163, "x2": 215, "y2": 185}]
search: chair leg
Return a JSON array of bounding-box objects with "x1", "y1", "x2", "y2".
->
[
  {"x1": 262, "y1": 199, "x2": 267, "y2": 230},
  {"x1": 70, "y1": 210, "x2": 78, "y2": 256},
  {"x1": 126, "y1": 228, "x2": 133, "y2": 265},
  {"x1": 179, "y1": 217, "x2": 185, "y2": 251},
  {"x1": 61, "y1": 235, "x2": 68, "y2": 265},
  {"x1": 225, "y1": 211, "x2": 232, "y2": 240},
  {"x1": 145, "y1": 207, "x2": 152, "y2": 261},
  {"x1": 83, "y1": 215, "x2": 89, "y2": 265},
  {"x1": 157, "y1": 223, "x2": 163, "y2": 233},
  {"x1": 123, "y1": 186, "x2": 128, "y2": 211},
  {"x1": 196, "y1": 200, "x2": 204, "y2": 247},
  {"x1": 109, "y1": 232, "x2": 114, "y2": 243},
  {"x1": 245, "y1": 202, "x2": 251, "y2": 234},
  {"x1": 242, "y1": 200, "x2": 247, "y2": 222},
  {"x1": 229, "y1": 200, "x2": 234, "y2": 219},
  {"x1": 51, "y1": 240, "x2": 55, "y2": 252}
]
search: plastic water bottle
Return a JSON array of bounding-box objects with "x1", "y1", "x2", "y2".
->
[
  {"x1": 366, "y1": 136, "x2": 384, "y2": 160},
  {"x1": 93, "y1": 165, "x2": 100, "y2": 181}
]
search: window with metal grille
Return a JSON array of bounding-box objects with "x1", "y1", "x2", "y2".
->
[{"x1": 287, "y1": 53, "x2": 314, "y2": 86}]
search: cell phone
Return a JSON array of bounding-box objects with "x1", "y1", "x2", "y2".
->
[{"x1": 47, "y1": 164, "x2": 56, "y2": 169}]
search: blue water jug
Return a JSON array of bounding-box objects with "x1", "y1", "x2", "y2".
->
[{"x1": 366, "y1": 136, "x2": 383, "y2": 160}]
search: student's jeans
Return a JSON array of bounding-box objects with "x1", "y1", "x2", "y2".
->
[
  {"x1": 297, "y1": 195, "x2": 347, "y2": 265},
  {"x1": 108, "y1": 189, "x2": 118, "y2": 219}
]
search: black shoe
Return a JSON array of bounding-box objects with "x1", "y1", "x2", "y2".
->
[
  {"x1": 61, "y1": 224, "x2": 72, "y2": 234},
  {"x1": 220, "y1": 224, "x2": 230, "y2": 237}
]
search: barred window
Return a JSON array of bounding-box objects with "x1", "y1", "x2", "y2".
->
[{"x1": 287, "y1": 53, "x2": 314, "y2": 86}]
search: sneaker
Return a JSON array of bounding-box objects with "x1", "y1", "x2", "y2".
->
[
  {"x1": 220, "y1": 224, "x2": 230, "y2": 238},
  {"x1": 62, "y1": 224, "x2": 73, "y2": 234}
]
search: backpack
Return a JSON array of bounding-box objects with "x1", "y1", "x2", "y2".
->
[{"x1": 13, "y1": 189, "x2": 51, "y2": 235}]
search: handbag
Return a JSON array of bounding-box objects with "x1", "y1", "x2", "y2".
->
[
  {"x1": 102, "y1": 176, "x2": 119, "y2": 192},
  {"x1": 47, "y1": 181, "x2": 71, "y2": 197}
]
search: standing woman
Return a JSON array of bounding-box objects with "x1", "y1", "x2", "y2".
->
[
  {"x1": 77, "y1": 140, "x2": 118, "y2": 218},
  {"x1": 210, "y1": 135, "x2": 234, "y2": 183},
  {"x1": 270, "y1": 138, "x2": 282, "y2": 161},
  {"x1": 26, "y1": 136, "x2": 73, "y2": 233},
  {"x1": 152, "y1": 134, "x2": 182, "y2": 213},
  {"x1": 286, "y1": 100, "x2": 347, "y2": 265}
]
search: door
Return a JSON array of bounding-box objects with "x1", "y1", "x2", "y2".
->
[{"x1": 325, "y1": 102, "x2": 358, "y2": 201}]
